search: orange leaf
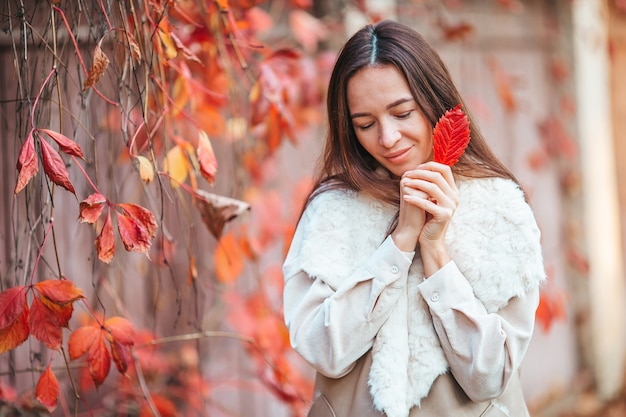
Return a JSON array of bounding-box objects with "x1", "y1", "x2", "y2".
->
[
  {"x1": 536, "y1": 289, "x2": 568, "y2": 332},
  {"x1": 214, "y1": 232, "x2": 245, "y2": 284},
  {"x1": 96, "y1": 210, "x2": 116, "y2": 263},
  {"x1": 0, "y1": 286, "x2": 28, "y2": 329},
  {"x1": 104, "y1": 316, "x2": 135, "y2": 346},
  {"x1": 83, "y1": 43, "x2": 110, "y2": 91},
  {"x1": 197, "y1": 131, "x2": 218, "y2": 185},
  {"x1": 39, "y1": 296, "x2": 74, "y2": 328},
  {"x1": 87, "y1": 331, "x2": 111, "y2": 386},
  {"x1": 0, "y1": 306, "x2": 29, "y2": 354},
  {"x1": 28, "y1": 296, "x2": 62, "y2": 350},
  {"x1": 38, "y1": 128, "x2": 85, "y2": 159},
  {"x1": 432, "y1": 104, "x2": 470, "y2": 167},
  {"x1": 40, "y1": 139, "x2": 76, "y2": 194},
  {"x1": 157, "y1": 18, "x2": 178, "y2": 60},
  {"x1": 79, "y1": 193, "x2": 108, "y2": 224},
  {"x1": 68, "y1": 325, "x2": 100, "y2": 360},
  {"x1": 34, "y1": 279, "x2": 85, "y2": 304},
  {"x1": 14, "y1": 131, "x2": 39, "y2": 194},
  {"x1": 36, "y1": 365, "x2": 59, "y2": 412}
]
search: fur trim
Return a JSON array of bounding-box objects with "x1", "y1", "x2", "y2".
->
[{"x1": 298, "y1": 177, "x2": 545, "y2": 417}]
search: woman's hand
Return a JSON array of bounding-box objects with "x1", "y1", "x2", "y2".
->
[
  {"x1": 391, "y1": 172, "x2": 427, "y2": 252},
  {"x1": 400, "y1": 162, "x2": 459, "y2": 276}
]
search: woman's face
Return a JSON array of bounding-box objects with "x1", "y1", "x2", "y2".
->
[{"x1": 347, "y1": 65, "x2": 433, "y2": 178}]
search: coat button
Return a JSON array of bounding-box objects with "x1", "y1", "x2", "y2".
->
[
  {"x1": 391, "y1": 265, "x2": 399, "y2": 274},
  {"x1": 430, "y1": 292, "x2": 440, "y2": 302}
]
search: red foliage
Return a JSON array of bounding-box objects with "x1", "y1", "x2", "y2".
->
[
  {"x1": 0, "y1": 280, "x2": 84, "y2": 353},
  {"x1": 432, "y1": 105, "x2": 471, "y2": 167}
]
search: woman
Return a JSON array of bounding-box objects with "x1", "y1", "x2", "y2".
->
[{"x1": 283, "y1": 20, "x2": 545, "y2": 417}]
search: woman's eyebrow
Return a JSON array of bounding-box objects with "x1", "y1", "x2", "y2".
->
[{"x1": 350, "y1": 97, "x2": 415, "y2": 119}]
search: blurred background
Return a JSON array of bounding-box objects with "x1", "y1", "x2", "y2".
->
[{"x1": 0, "y1": 0, "x2": 625, "y2": 416}]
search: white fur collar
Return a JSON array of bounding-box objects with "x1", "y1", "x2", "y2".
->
[{"x1": 298, "y1": 177, "x2": 545, "y2": 417}]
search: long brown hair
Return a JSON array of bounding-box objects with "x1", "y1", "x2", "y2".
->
[{"x1": 307, "y1": 20, "x2": 519, "y2": 208}]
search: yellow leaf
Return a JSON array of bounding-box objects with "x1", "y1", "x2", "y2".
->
[
  {"x1": 135, "y1": 156, "x2": 154, "y2": 184},
  {"x1": 163, "y1": 145, "x2": 188, "y2": 188}
]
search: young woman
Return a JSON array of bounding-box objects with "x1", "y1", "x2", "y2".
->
[{"x1": 283, "y1": 20, "x2": 545, "y2": 417}]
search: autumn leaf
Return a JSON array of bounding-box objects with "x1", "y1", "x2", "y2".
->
[
  {"x1": 432, "y1": 104, "x2": 470, "y2": 167},
  {"x1": 0, "y1": 306, "x2": 29, "y2": 354},
  {"x1": 38, "y1": 128, "x2": 85, "y2": 159},
  {"x1": 104, "y1": 316, "x2": 135, "y2": 373},
  {"x1": 197, "y1": 131, "x2": 218, "y2": 185},
  {"x1": 39, "y1": 138, "x2": 76, "y2": 194},
  {"x1": 14, "y1": 131, "x2": 39, "y2": 194},
  {"x1": 28, "y1": 295, "x2": 63, "y2": 350},
  {"x1": 0, "y1": 286, "x2": 28, "y2": 329},
  {"x1": 96, "y1": 210, "x2": 116, "y2": 263},
  {"x1": 214, "y1": 232, "x2": 245, "y2": 283},
  {"x1": 193, "y1": 190, "x2": 250, "y2": 240},
  {"x1": 163, "y1": 145, "x2": 190, "y2": 188},
  {"x1": 536, "y1": 289, "x2": 568, "y2": 332},
  {"x1": 116, "y1": 203, "x2": 158, "y2": 257},
  {"x1": 68, "y1": 325, "x2": 100, "y2": 360},
  {"x1": 79, "y1": 193, "x2": 108, "y2": 224},
  {"x1": 135, "y1": 155, "x2": 154, "y2": 183},
  {"x1": 34, "y1": 279, "x2": 85, "y2": 304},
  {"x1": 36, "y1": 365, "x2": 59, "y2": 412},
  {"x1": 83, "y1": 43, "x2": 110, "y2": 91},
  {"x1": 69, "y1": 316, "x2": 135, "y2": 385}
]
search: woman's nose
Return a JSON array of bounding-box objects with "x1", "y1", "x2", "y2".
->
[{"x1": 379, "y1": 121, "x2": 401, "y2": 148}]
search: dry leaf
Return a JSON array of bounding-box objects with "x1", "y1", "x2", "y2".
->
[
  {"x1": 83, "y1": 43, "x2": 110, "y2": 91},
  {"x1": 193, "y1": 189, "x2": 250, "y2": 239}
]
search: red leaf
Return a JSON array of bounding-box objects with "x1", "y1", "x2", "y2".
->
[
  {"x1": 34, "y1": 279, "x2": 85, "y2": 304},
  {"x1": 28, "y1": 296, "x2": 62, "y2": 350},
  {"x1": 110, "y1": 340, "x2": 132, "y2": 374},
  {"x1": 79, "y1": 193, "x2": 108, "y2": 224},
  {"x1": 96, "y1": 210, "x2": 116, "y2": 263},
  {"x1": 432, "y1": 104, "x2": 470, "y2": 167},
  {"x1": 39, "y1": 295, "x2": 74, "y2": 328},
  {"x1": 38, "y1": 129, "x2": 85, "y2": 159},
  {"x1": 36, "y1": 365, "x2": 59, "y2": 412},
  {"x1": 116, "y1": 204, "x2": 157, "y2": 257},
  {"x1": 14, "y1": 131, "x2": 39, "y2": 194},
  {"x1": 0, "y1": 306, "x2": 30, "y2": 354},
  {"x1": 536, "y1": 289, "x2": 568, "y2": 332},
  {"x1": 87, "y1": 332, "x2": 111, "y2": 386},
  {"x1": 197, "y1": 131, "x2": 218, "y2": 185},
  {"x1": 39, "y1": 139, "x2": 76, "y2": 194},
  {"x1": 0, "y1": 286, "x2": 28, "y2": 329},
  {"x1": 104, "y1": 316, "x2": 135, "y2": 346},
  {"x1": 68, "y1": 325, "x2": 100, "y2": 360}
]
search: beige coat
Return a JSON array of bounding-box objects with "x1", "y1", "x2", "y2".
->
[{"x1": 283, "y1": 177, "x2": 545, "y2": 417}]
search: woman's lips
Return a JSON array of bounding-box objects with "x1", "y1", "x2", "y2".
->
[{"x1": 385, "y1": 147, "x2": 412, "y2": 163}]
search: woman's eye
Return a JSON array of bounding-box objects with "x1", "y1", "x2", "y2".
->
[
  {"x1": 396, "y1": 111, "x2": 413, "y2": 119},
  {"x1": 358, "y1": 122, "x2": 374, "y2": 130}
]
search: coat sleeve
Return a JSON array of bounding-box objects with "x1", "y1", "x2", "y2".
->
[
  {"x1": 283, "y1": 191, "x2": 412, "y2": 378},
  {"x1": 418, "y1": 261, "x2": 539, "y2": 402},
  {"x1": 418, "y1": 177, "x2": 546, "y2": 402}
]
